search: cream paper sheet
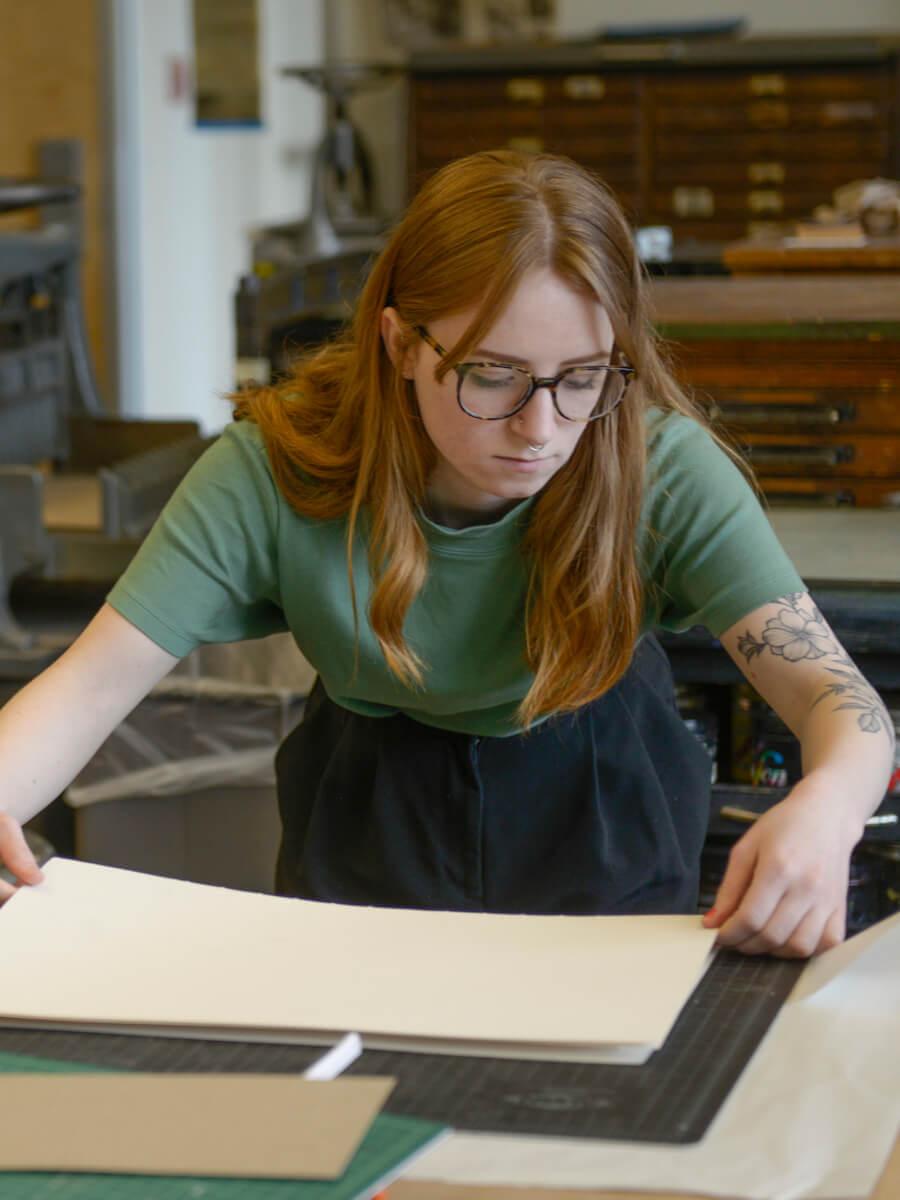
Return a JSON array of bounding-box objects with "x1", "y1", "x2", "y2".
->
[
  {"x1": 408, "y1": 911, "x2": 900, "y2": 1200},
  {"x1": 0, "y1": 858, "x2": 716, "y2": 1063}
]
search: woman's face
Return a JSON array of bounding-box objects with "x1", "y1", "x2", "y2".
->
[{"x1": 382, "y1": 268, "x2": 616, "y2": 528}]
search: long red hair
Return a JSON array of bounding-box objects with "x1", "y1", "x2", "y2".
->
[{"x1": 234, "y1": 150, "x2": 719, "y2": 726}]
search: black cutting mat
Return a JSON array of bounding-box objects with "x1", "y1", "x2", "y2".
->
[
  {"x1": 346, "y1": 951, "x2": 804, "y2": 1144},
  {"x1": 0, "y1": 950, "x2": 802, "y2": 1145}
]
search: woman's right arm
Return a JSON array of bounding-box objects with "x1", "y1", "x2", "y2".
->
[{"x1": 0, "y1": 603, "x2": 180, "y2": 900}]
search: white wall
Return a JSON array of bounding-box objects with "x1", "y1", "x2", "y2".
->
[
  {"x1": 558, "y1": 0, "x2": 900, "y2": 35},
  {"x1": 113, "y1": 0, "x2": 324, "y2": 431}
]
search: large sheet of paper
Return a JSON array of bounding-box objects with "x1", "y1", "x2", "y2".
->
[
  {"x1": 408, "y1": 911, "x2": 900, "y2": 1199},
  {"x1": 0, "y1": 858, "x2": 715, "y2": 1063},
  {"x1": 0, "y1": 1074, "x2": 393, "y2": 1178}
]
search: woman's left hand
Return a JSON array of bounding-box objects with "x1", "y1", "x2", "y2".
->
[{"x1": 702, "y1": 775, "x2": 863, "y2": 957}]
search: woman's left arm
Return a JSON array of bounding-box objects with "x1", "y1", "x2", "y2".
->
[{"x1": 706, "y1": 590, "x2": 895, "y2": 957}]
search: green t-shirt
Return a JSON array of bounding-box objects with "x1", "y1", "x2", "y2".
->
[{"x1": 107, "y1": 409, "x2": 804, "y2": 736}]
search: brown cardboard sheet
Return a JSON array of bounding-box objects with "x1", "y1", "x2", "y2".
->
[{"x1": 0, "y1": 1073, "x2": 394, "y2": 1178}]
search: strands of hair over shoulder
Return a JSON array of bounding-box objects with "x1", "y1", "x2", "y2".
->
[{"x1": 232, "y1": 150, "x2": 739, "y2": 727}]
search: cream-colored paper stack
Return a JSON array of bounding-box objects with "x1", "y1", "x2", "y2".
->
[{"x1": 0, "y1": 858, "x2": 716, "y2": 1064}]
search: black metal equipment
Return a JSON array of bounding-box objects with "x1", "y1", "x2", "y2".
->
[{"x1": 0, "y1": 174, "x2": 213, "y2": 677}]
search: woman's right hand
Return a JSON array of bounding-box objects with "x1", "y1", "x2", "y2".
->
[{"x1": 0, "y1": 812, "x2": 44, "y2": 903}]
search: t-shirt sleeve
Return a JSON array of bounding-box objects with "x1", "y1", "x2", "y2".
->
[
  {"x1": 106, "y1": 421, "x2": 288, "y2": 657},
  {"x1": 641, "y1": 412, "x2": 806, "y2": 637}
]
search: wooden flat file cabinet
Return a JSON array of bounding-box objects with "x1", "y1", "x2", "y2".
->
[
  {"x1": 408, "y1": 36, "x2": 900, "y2": 244},
  {"x1": 651, "y1": 277, "x2": 900, "y2": 508}
]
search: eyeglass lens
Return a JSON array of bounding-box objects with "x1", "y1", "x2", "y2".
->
[{"x1": 458, "y1": 364, "x2": 628, "y2": 421}]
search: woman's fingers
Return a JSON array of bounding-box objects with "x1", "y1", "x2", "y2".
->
[
  {"x1": 714, "y1": 860, "x2": 786, "y2": 949},
  {"x1": 706, "y1": 785, "x2": 859, "y2": 957},
  {"x1": 815, "y1": 906, "x2": 846, "y2": 955},
  {"x1": 0, "y1": 812, "x2": 44, "y2": 887},
  {"x1": 704, "y1": 835, "x2": 758, "y2": 929},
  {"x1": 732, "y1": 895, "x2": 821, "y2": 957}
]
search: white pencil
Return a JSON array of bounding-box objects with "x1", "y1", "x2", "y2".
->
[{"x1": 301, "y1": 1032, "x2": 364, "y2": 1080}]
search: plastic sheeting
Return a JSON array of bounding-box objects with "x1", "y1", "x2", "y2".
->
[{"x1": 66, "y1": 634, "x2": 313, "y2": 808}]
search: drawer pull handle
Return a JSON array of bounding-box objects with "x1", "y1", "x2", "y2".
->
[
  {"x1": 745, "y1": 445, "x2": 854, "y2": 467},
  {"x1": 823, "y1": 101, "x2": 878, "y2": 123},
  {"x1": 506, "y1": 78, "x2": 544, "y2": 103},
  {"x1": 748, "y1": 190, "x2": 784, "y2": 213},
  {"x1": 710, "y1": 403, "x2": 849, "y2": 427},
  {"x1": 750, "y1": 74, "x2": 786, "y2": 96},
  {"x1": 748, "y1": 161, "x2": 785, "y2": 184},
  {"x1": 673, "y1": 186, "x2": 714, "y2": 217},
  {"x1": 563, "y1": 75, "x2": 606, "y2": 100}
]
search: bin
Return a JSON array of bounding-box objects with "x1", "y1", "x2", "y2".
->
[{"x1": 65, "y1": 634, "x2": 314, "y2": 893}]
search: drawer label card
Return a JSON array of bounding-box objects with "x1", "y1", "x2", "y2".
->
[
  {"x1": 748, "y1": 190, "x2": 784, "y2": 213},
  {"x1": 750, "y1": 74, "x2": 786, "y2": 95},
  {"x1": 748, "y1": 162, "x2": 786, "y2": 184},
  {"x1": 506, "y1": 78, "x2": 544, "y2": 103},
  {"x1": 563, "y1": 76, "x2": 606, "y2": 100},
  {"x1": 673, "y1": 186, "x2": 715, "y2": 217}
]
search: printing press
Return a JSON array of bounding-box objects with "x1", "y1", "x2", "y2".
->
[{"x1": 0, "y1": 174, "x2": 213, "y2": 680}]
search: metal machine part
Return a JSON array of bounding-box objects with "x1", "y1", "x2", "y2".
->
[
  {"x1": 277, "y1": 64, "x2": 400, "y2": 259},
  {"x1": 235, "y1": 247, "x2": 376, "y2": 382},
  {"x1": 235, "y1": 64, "x2": 402, "y2": 385},
  {"x1": 0, "y1": 174, "x2": 212, "y2": 675}
]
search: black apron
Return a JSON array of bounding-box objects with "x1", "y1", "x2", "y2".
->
[{"x1": 274, "y1": 634, "x2": 712, "y2": 915}]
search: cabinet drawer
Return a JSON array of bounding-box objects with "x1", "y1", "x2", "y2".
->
[
  {"x1": 543, "y1": 75, "x2": 639, "y2": 105},
  {"x1": 652, "y1": 160, "x2": 883, "y2": 187},
  {"x1": 414, "y1": 74, "x2": 639, "y2": 109},
  {"x1": 652, "y1": 188, "x2": 827, "y2": 218},
  {"x1": 672, "y1": 348, "x2": 900, "y2": 392},
  {"x1": 757, "y1": 477, "x2": 900, "y2": 508},
  {"x1": 415, "y1": 128, "x2": 640, "y2": 164},
  {"x1": 700, "y1": 389, "x2": 900, "y2": 433},
  {"x1": 414, "y1": 75, "x2": 548, "y2": 108},
  {"x1": 536, "y1": 147, "x2": 639, "y2": 182},
  {"x1": 654, "y1": 100, "x2": 886, "y2": 132},
  {"x1": 654, "y1": 131, "x2": 890, "y2": 161},
  {"x1": 738, "y1": 432, "x2": 900, "y2": 476},
  {"x1": 543, "y1": 105, "x2": 639, "y2": 133},
  {"x1": 651, "y1": 70, "x2": 892, "y2": 104},
  {"x1": 415, "y1": 109, "x2": 543, "y2": 139}
]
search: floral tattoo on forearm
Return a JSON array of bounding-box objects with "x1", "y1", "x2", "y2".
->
[{"x1": 737, "y1": 592, "x2": 893, "y2": 741}]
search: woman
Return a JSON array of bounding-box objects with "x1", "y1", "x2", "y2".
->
[{"x1": 0, "y1": 151, "x2": 892, "y2": 957}]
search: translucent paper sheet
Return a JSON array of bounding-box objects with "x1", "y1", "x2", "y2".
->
[{"x1": 409, "y1": 912, "x2": 900, "y2": 1199}]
